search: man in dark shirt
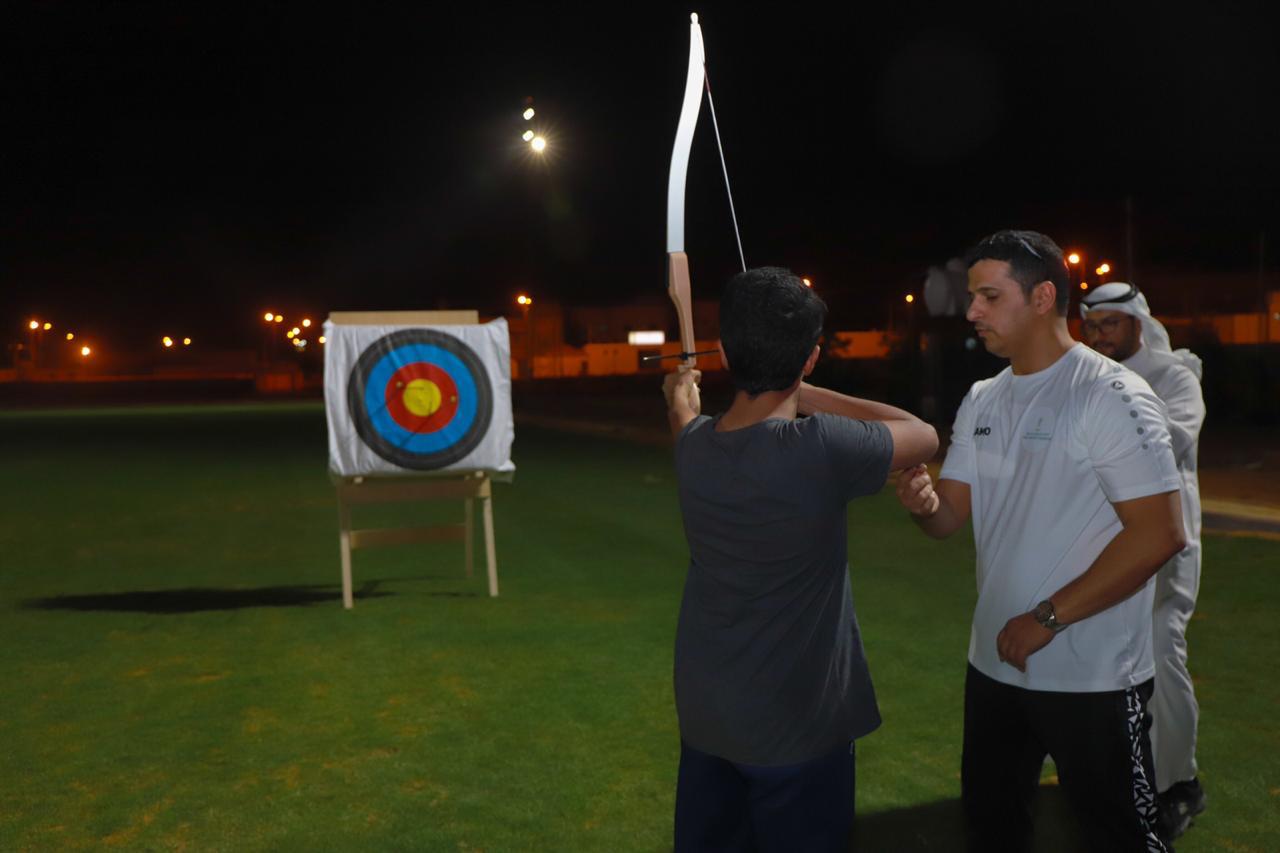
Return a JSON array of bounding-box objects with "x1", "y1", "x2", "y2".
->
[{"x1": 664, "y1": 266, "x2": 938, "y2": 851}]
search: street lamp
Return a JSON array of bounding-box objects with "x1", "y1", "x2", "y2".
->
[
  {"x1": 516, "y1": 295, "x2": 534, "y2": 378},
  {"x1": 1067, "y1": 251, "x2": 1089, "y2": 292},
  {"x1": 27, "y1": 320, "x2": 42, "y2": 367},
  {"x1": 262, "y1": 313, "x2": 282, "y2": 365}
]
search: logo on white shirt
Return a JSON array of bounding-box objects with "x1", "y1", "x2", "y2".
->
[{"x1": 1021, "y1": 407, "x2": 1057, "y2": 451}]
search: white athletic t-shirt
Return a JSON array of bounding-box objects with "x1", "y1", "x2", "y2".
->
[{"x1": 941, "y1": 344, "x2": 1181, "y2": 692}]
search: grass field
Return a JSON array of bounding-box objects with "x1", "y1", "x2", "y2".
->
[{"x1": 1, "y1": 402, "x2": 1276, "y2": 851}]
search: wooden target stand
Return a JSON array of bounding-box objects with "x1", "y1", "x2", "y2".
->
[{"x1": 330, "y1": 310, "x2": 500, "y2": 609}]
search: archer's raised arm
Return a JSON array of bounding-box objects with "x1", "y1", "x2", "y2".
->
[{"x1": 798, "y1": 382, "x2": 938, "y2": 470}]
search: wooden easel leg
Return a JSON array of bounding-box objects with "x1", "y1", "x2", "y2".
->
[
  {"x1": 482, "y1": 491, "x2": 498, "y2": 598},
  {"x1": 338, "y1": 501, "x2": 354, "y2": 610},
  {"x1": 464, "y1": 498, "x2": 475, "y2": 578}
]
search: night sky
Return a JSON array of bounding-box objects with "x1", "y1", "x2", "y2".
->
[{"x1": 6, "y1": 2, "x2": 1279, "y2": 352}]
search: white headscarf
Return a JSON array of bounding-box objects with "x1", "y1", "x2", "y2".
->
[{"x1": 1081, "y1": 282, "x2": 1203, "y2": 380}]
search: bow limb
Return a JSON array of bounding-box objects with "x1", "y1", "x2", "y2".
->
[{"x1": 666, "y1": 13, "x2": 706, "y2": 373}]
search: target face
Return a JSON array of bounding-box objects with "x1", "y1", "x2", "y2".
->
[{"x1": 347, "y1": 329, "x2": 494, "y2": 470}]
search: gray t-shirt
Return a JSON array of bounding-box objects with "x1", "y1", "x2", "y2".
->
[{"x1": 673, "y1": 411, "x2": 894, "y2": 766}]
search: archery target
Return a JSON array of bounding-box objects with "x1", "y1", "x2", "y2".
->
[{"x1": 347, "y1": 329, "x2": 494, "y2": 470}]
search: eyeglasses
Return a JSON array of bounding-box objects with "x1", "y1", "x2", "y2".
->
[{"x1": 1080, "y1": 316, "x2": 1129, "y2": 335}]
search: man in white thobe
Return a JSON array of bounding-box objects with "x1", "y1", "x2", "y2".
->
[{"x1": 1081, "y1": 281, "x2": 1207, "y2": 843}]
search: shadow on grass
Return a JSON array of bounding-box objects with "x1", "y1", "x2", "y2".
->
[
  {"x1": 854, "y1": 786, "x2": 1086, "y2": 852},
  {"x1": 21, "y1": 582, "x2": 393, "y2": 613}
]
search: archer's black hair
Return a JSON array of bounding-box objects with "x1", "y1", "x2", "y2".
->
[{"x1": 719, "y1": 266, "x2": 827, "y2": 396}]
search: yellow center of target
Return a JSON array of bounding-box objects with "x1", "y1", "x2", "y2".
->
[{"x1": 403, "y1": 379, "x2": 443, "y2": 417}]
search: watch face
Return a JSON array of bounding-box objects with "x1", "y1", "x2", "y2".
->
[{"x1": 1034, "y1": 601, "x2": 1054, "y2": 624}]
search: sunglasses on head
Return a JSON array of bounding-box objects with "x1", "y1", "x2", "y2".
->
[{"x1": 1014, "y1": 236, "x2": 1042, "y2": 259}]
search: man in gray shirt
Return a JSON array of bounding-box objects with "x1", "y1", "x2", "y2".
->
[{"x1": 664, "y1": 266, "x2": 938, "y2": 852}]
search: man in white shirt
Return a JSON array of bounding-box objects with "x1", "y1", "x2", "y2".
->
[
  {"x1": 1082, "y1": 281, "x2": 1207, "y2": 843},
  {"x1": 897, "y1": 230, "x2": 1186, "y2": 851}
]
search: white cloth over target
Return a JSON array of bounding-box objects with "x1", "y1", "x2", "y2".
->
[{"x1": 324, "y1": 318, "x2": 514, "y2": 477}]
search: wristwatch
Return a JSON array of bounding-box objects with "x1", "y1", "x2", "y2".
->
[{"x1": 1032, "y1": 600, "x2": 1067, "y2": 633}]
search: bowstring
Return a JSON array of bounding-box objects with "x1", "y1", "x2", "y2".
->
[{"x1": 702, "y1": 71, "x2": 746, "y2": 273}]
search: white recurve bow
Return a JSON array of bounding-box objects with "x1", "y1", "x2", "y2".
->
[{"x1": 664, "y1": 12, "x2": 745, "y2": 373}]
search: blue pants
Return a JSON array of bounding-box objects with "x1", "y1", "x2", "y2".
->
[{"x1": 674, "y1": 739, "x2": 855, "y2": 852}]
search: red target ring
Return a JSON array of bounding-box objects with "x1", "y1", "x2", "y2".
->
[{"x1": 384, "y1": 362, "x2": 460, "y2": 434}]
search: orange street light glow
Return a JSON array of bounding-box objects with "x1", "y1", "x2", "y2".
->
[
  {"x1": 80, "y1": 346, "x2": 91, "y2": 357},
  {"x1": 287, "y1": 330, "x2": 296, "y2": 339},
  {"x1": 302, "y1": 318, "x2": 312, "y2": 328},
  {"x1": 264, "y1": 312, "x2": 275, "y2": 322},
  {"x1": 183, "y1": 337, "x2": 192, "y2": 346},
  {"x1": 66, "y1": 333, "x2": 75, "y2": 341},
  {"x1": 517, "y1": 294, "x2": 532, "y2": 306},
  {"x1": 163, "y1": 336, "x2": 174, "y2": 348},
  {"x1": 29, "y1": 320, "x2": 39, "y2": 330},
  {"x1": 1096, "y1": 263, "x2": 1111, "y2": 275},
  {"x1": 802, "y1": 277, "x2": 812, "y2": 287},
  {"x1": 905, "y1": 294, "x2": 915, "y2": 303},
  {"x1": 1067, "y1": 252, "x2": 1081, "y2": 265},
  {"x1": 43, "y1": 323, "x2": 52, "y2": 331},
  {"x1": 274, "y1": 315, "x2": 283, "y2": 323},
  {"x1": 1080, "y1": 281, "x2": 1089, "y2": 290},
  {"x1": 318, "y1": 336, "x2": 327, "y2": 344}
]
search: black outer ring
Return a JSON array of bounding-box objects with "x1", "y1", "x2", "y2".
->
[{"x1": 347, "y1": 328, "x2": 494, "y2": 470}]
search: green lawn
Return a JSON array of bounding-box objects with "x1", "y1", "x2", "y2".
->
[{"x1": 1, "y1": 402, "x2": 1276, "y2": 851}]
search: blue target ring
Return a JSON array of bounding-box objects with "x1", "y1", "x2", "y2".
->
[
  {"x1": 348, "y1": 329, "x2": 494, "y2": 470},
  {"x1": 363, "y1": 344, "x2": 478, "y2": 453}
]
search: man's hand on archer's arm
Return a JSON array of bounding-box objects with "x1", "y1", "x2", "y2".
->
[
  {"x1": 664, "y1": 369, "x2": 702, "y2": 439},
  {"x1": 895, "y1": 465, "x2": 971, "y2": 540}
]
